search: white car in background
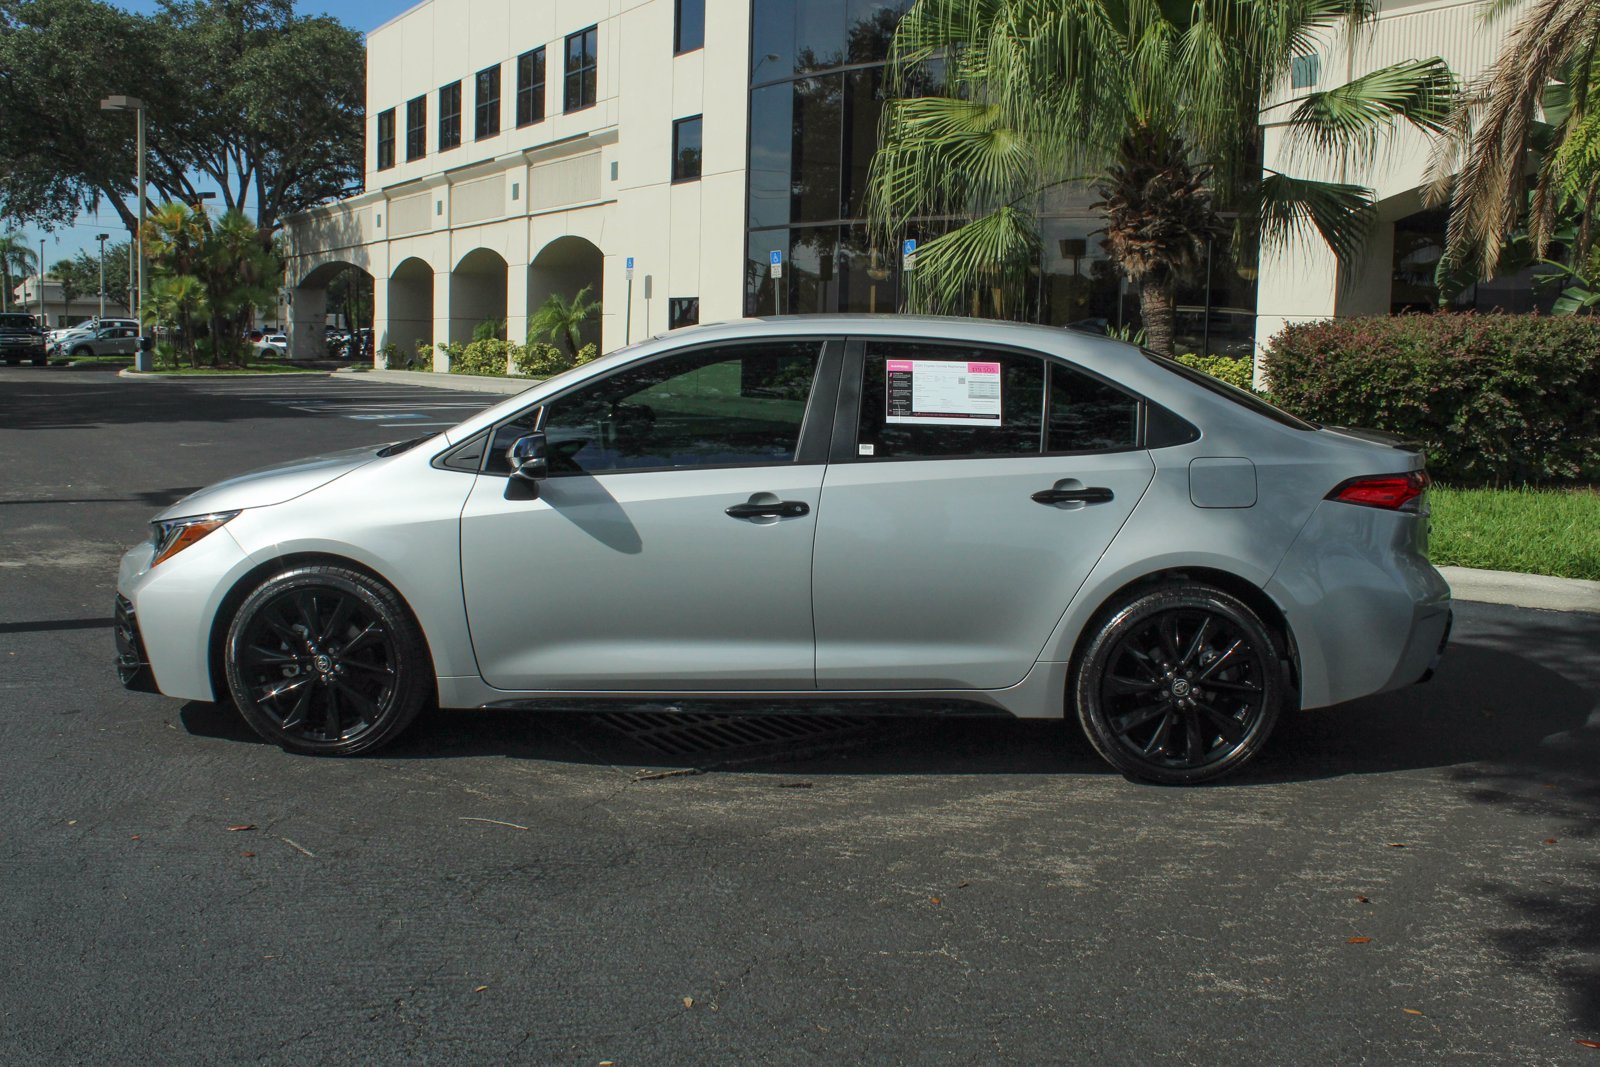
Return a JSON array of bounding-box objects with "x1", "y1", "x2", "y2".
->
[{"x1": 257, "y1": 333, "x2": 288, "y2": 359}]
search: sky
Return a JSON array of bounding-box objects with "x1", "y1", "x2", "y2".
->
[{"x1": 12, "y1": 0, "x2": 418, "y2": 274}]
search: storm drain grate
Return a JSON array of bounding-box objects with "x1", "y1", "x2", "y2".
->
[{"x1": 593, "y1": 709, "x2": 881, "y2": 760}]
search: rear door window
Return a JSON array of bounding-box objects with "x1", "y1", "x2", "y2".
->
[{"x1": 856, "y1": 342, "x2": 1045, "y2": 459}]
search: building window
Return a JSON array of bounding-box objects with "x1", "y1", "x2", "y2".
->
[
  {"x1": 405, "y1": 96, "x2": 426, "y2": 161},
  {"x1": 675, "y1": 0, "x2": 704, "y2": 54},
  {"x1": 475, "y1": 64, "x2": 501, "y2": 140},
  {"x1": 1291, "y1": 53, "x2": 1320, "y2": 89},
  {"x1": 439, "y1": 81, "x2": 462, "y2": 150},
  {"x1": 672, "y1": 115, "x2": 703, "y2": 182},
  {"x1": 564, "y1": 26, "x2": 598, "y2": 113},
  {"x1": 376, "y1": 108, "x2": 395, "y2": 170},
  {"x1": 668, "y1": 297, "x2": 699, "y2": 329},
  {"x1": 516, "y1": 47, "x2": 546, "y2": 127}
]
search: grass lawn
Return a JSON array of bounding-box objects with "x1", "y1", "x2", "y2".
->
[
  {"x1": 1430, "y1": 485, "x2": 1600, "y2": 581},
  {"x1": 54, "y1": 355, "x2": 133, "y2": 366},
  {"x1": 137, "y1": 362, "x2": 321, "y2": 375}
]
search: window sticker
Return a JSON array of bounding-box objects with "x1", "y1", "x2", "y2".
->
[{"x1": 885, "y1": 359, "x2": 1003, "y2": 426}]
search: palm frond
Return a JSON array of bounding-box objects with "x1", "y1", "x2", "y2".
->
[
  {"x1": 1259, "y1": 171, "x2": 1375, "y2": 264},
  {"x1": 1277, "y1": 58, "x2": 1456, "y2": 167},
  {"x1": 906, "y1": 206, "x2": 1039, "y2": 316}
]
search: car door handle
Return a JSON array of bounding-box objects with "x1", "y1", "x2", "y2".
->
[
  {"x1": 725, "y1": 500, "x2": 810, "y2": 520},
  {"x1": 1032, "y1": 486, "x2": 1114, "y2": 505}
]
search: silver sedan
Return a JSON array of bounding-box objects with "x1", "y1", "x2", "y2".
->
[{"x1": 114, "y1": 316, "x2": 1450, "y2": 783}]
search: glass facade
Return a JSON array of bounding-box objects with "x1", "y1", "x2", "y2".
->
[
  {"x1": 1390, "y1": 208, "x2": 1559, "y2": 315},
  {"x1": 743, "y1": 0, "x2": 1255, "y2": 354}
]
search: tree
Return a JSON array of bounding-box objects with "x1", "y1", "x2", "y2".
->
[
  {"x1": 51, "y1": 258, "x2": 85, "y2": 323},
  {"x1": 143, "y1": 273, "x2": 207, "y2": 366},
  {"x1": 1427, "y1": 0, "x2": 1600, "y2": 281},
  {"x1": 528, "y1": 285, "x2": 600, "y2": 358},
  {"x1": 0, "y1": 234, "x2": 39, "y2": 313},
  {"x1": 0, "y1": 0, "x2": 364, "y2": 243},
  {"x1": 142, "y1": 202, "x2": 279, "y2": 365},
  {"x1": 867, "y1": 0, "x2": 1456, "y2": 353}
]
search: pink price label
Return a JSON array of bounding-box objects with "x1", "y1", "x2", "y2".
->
[
  {"x1": 886, "y1": 360, "x2": 914, "y2": 373},
  {"x1": 968, "y1": 362, "x2": 1000, "y2": 374}
]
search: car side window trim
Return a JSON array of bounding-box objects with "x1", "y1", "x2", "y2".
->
[
  {"x1": 835, "y1": 335, "x2": 1152, "y2": 463},
  {"x1": 442, "y1": 336, "x2": 846, "y2": 477}
]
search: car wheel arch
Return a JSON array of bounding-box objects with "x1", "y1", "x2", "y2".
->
[
  {"x1": 206, "y1": 551, "x2": 438, "y2": 704},
  {"x1": 1066, "y1": 565, "x2": 1301, "y2": 713}
]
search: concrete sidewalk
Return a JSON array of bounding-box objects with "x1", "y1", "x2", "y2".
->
[{"x1": 333, "y1": 367, "x2": 533, "y2": 394}]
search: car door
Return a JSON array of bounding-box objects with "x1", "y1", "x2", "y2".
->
[
  {"x1": 811, "y1": 338, "x2": 1156, "y2": 691},
  {"x1": 459, "y1": 338, "x2": 840, "y2": 692}
]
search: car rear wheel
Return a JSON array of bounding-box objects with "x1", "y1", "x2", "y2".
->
[
  {"x1": 70, "y1": 345, "x2": 91, "y2": 357},
  {"x1": 223, "y1": 565, "x2": 432, "y2": 755},
  {"x1": 1073, "y1": 583, "x2": 1284, "y2": 785}
]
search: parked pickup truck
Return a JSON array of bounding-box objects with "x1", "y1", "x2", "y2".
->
[{"x1": 0, "y1": 313, "x2": 47, "y2": 365}]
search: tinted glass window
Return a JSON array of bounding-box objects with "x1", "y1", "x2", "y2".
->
[
  {"x1": 405, "y1": 96, "x2": 426, "y2": 161},
  {"x1": 1141, "y1": 350, "x2": 1317, "y2": 430},
  {"x1": 491, "y1": 343, "x2": 822, "y2": 477},
  {"x1": 675, "y1": 0, "x2": 705, "y2": 52},
  {"x1": 857, "y1": 342, "x2": 1045, "y2": 459},
  {"x1": 564, "y1": 26, "x2": 598, "y2": 112},
  {"x1": 375, "y1": 108, "x2": 395, "y2": 170},
  {"x1": 474, "y1": 64, "x2": 501, "y2": 140},
  {"x1": 439, "y1": 82, "x2": 462, "y2": 150},
  {"x1": 668, "y1": 297, "x2": 699, "y2": 329},
  {"x1": 516, "y1": 47, "x2": 545, "y2": 127},
  {"x1": 672, "y1": 115, "x2": 702, "y2": 181},
  {"x1": 1049, "y1": 364, "x2": 1141, "y2": 452}
]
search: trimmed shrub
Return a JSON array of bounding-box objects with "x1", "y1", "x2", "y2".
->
[
  {"x1": 1175, "y1": 353, "x2": 1253, "y2": 391},
  {"x1": 450, "y1": 338, "x2": 514, "y2": 376},
  {"x1": 575, "y1": 342, "x2": 598, "y2": 365},
  {"x1": 514, "y1": 341, "x2": 572, "y2": 378},
  {"x1": 1263, "y1": 313, "x2": 1600, "y2": 485}
]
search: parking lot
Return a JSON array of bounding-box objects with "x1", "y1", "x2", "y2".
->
[{"x1": 2, "y1": 364, "x2": 1598, "y2": 1064}]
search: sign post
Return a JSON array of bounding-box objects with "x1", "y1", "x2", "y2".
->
[
  {"x1": 898, "y1": 238, "x2": 917, "y2": 313},
  {"x1": 625, "y1": 257, "x2": 635, "y2": 345},
  {"x1": 769, "y1": 250, "x2": 784, "y2": 315}
]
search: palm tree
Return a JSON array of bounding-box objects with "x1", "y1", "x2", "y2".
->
[
  {"x1": 144, "y1": 274, "x2": 208, "y2": 366},
  {"x1": 528, "y1": 285, "x2": 600, "y2": 358},
  {"x1": 868, "y1": 0, "x2": 1456, "y2": 354},
  {"x1": 200, "y1": 211, "x2": 281, "y2": 364},
  {"x1": 1427, "y1": 0, "x2": 1600, "y2": 277},
  {"x1": 0, "y1": 233, "x2": 40, "y2": 314}
]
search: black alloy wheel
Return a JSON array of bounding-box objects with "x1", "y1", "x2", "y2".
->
[
  {"x1": 224, "y1": 565, "x2": 431, "y2": 755},
  {"x1": 1075, "y1": 583, "x2": 1285, "y2": 784}
]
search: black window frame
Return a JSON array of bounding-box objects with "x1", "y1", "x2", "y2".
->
[
  {"x1": 474, "y1": 63, "x2": 502, "y2": 141},
  {"x1": 564, "y1": 25, "x2": 599, "y2": 113},
  {"x1": 375, "y1": 107, "x2": 395, "y2": 171},
  {"x1": 405, "y1": 95, "x2": 427, "y2": 161},
  {"x1": 516, "y1": 46, "x2": 546, "y2": 128},
  {"x1": 674, "y1": 0, "x2": 705, "y2": 54},
  {"x1": 830, "y1": 337, "x2": 1155, "y2": 464},
  {"x1": 438, "y1": 81, "x2": 462, "y2": 151},
  {"x1": 671, "y1": 114, "x2": 703, "y2": 183}
]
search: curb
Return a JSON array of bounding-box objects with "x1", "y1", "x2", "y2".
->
[
  {"x1": 117, "y1": 367, "x2": 329, "y2": 381},
  {"x1": 1439, "y1": 565, "x2": 1600, "y2": 616},
  {"x1": 332, "y1": 367, "x2": 534, "y2": 394}
]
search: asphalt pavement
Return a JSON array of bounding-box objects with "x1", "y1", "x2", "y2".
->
[{"x1": 2, "y1": 364, "x2": 1598, "y2": 1065}]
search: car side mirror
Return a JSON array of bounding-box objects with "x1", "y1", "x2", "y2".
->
[{"x1": 507, "y1": 432, "x2": 549, "y2": 485}]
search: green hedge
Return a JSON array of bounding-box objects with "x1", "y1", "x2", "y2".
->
[
  {"x1": 1175, "y1": 353, "x2": 1253, "y2": 390},
  {"x1": 1263, "y1": 314, "x2": 1600, "y2": 485}
]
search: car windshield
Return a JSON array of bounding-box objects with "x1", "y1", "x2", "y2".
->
[
  {"x1": 1140, "y1": 350, "x2": 1318, "y2": 431},
  {"x1": 0, "y1": 314, "x2": 37, "y2": 329}
]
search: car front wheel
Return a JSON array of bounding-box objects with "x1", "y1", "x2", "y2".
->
[
  {"x1": 1074, "y1": 583, "x2": 1285, "y2": 785},
  {"x1": 223, "y1": 565, "x2": 432, "y2": 755}
]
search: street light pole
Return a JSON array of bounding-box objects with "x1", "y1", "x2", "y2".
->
[
  {"x1": 96, "y1": 234, "x2": 109, "y2": 319},
  {"x1": 100, "y1": 95, "x2": 147, "y2": 329},
  {"x1": 39, "y1": 239, "x2": 46, "y2": 326}
]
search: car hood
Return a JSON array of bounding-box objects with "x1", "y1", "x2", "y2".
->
[{"x1": 154, "y1": 444, "x2": 385, "y2": 519}]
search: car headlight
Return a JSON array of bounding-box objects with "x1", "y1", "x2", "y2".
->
[{"x1": 149, "y1": 511, "x2": 240, "y2": 566}]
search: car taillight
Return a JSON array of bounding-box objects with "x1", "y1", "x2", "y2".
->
[{"x1": 1326, "y1": 471, "x2": 1430, "y2": 511}]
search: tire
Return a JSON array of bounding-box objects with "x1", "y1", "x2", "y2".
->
[
  {"x1": 223, "y1": 565, "x2": 432, "y2": 756},
  {"x1": 1073, "y1": 583, "x2": 1285, "y2": 785},
  {"x1": 70, "y1": 345, "x2": 91, "y2": 357}
]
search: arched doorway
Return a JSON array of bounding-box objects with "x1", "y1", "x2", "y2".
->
[
  {"x1": 293, "y1": 260, "x2": 374, "y2": 359},
  {"x1": 387, "y1": 256, "x2": 435, "y2": 361},
  {"x1": 450, "y1": 248, "x2": 509, "y2": 345},
  {"x1": 527, "y1": 236, "x2": 603, "y2": 352}
]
